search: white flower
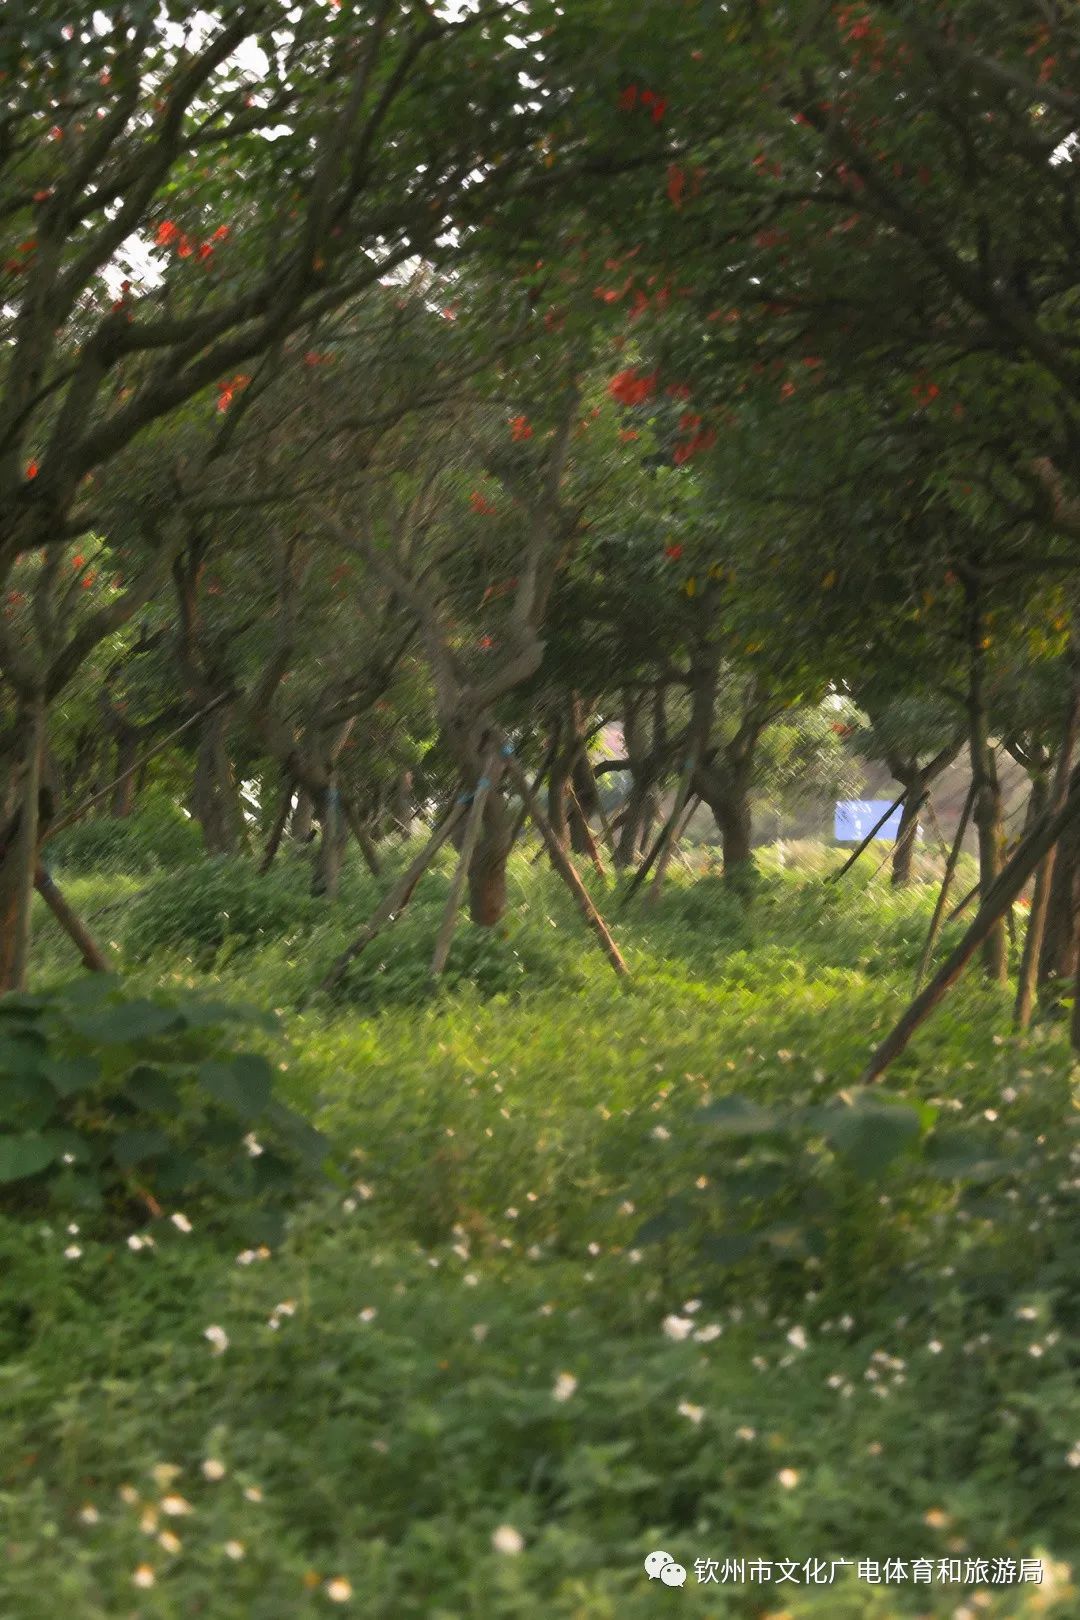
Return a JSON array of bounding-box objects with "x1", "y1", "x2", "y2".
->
[
  {"x1": 587, "y1": 1242, "x2": 601, "y2": 1256},
  {"x1": 1067, "y1": 1443, "x2": 1080, "y2": 1468},
  {"x1": 201, "y1": 1458, "x2": 226, "y2": 1481},
  {"x1": 325, "y1": 1576, "x2": 353, "y2": 1602},
  {"x1": 662, "y1": 1315, "x2": 694, "y2": 1341},
  {"x1": 158, "y1": 1530, "x2": 182, "y2": 1554},
  {"x1": 151, "y1": 1463, "x2": 181, "y2": 1488},
  {"x1": 552, "y1": 1372, "x2": 578, "y2": 1402},
  {"x1": 777, "y1": 1468, "x2": 800, "y2": 1489},
  {"x1": 786, "y1": 1325, "x2": 808, "y2": 1351},
  {"x1": 492, "y1": 1525, "x2": 524, "y2": 1555},
  {"x1": 342, "y1": 1198, "x2": 357, "y2": 1213},
  {"x1": 735, "y1": 1426, "x2": 756, "y2": 1441},
  {"x1": 64, "y1": 1245, "x2": 82, "y2": 1260},
  {"x1": 140, "y1": 1506, "x2": 159, "y2": 1533},
  {"x1": 170, "y1": 1212, "x2": 193, "y2": 1234},
  {"x1": 127, "y1": 1235, "x2": 146, "y2": 1252},
  {"x1": 505, "y1": 1207, "x2": 519, "y2": 1219},
  {"x1": 132, "y1": 1564, "x2": 155, "y2": 1588},
  {"x1": 224, "y1": 1540, "x2": 246, "y2": 1560},
  {"x1": 67, "y1": 1222, "x2": 79, "y2": 1235},
  {"x1": 358, "y1": 1307, "x2": 377, "y2": 1323},
  {"x1": 204, "y1": 1325, "x2": 228, "y2": 1355},
  {"x1": 651, "y1": 1125, "x2": 671, "y2": 1141},
  {"x1": 77, "y1": 1504, "x2": 100, "y2": 1525},
  {"x1": 683, "y1": 1299, "x2": 701, "y2": 1315},
  {"x1": 463, "y1": 1273, "x2": 478, "y2": 1287},
  {"x1": 243, "y1": 1132, "x2": 264, "y2": 1157},
  {"x1": 471, "y1": 1323, "x2": 489, "y2": 1343},
  {"x1": 119, "y1": 1484, "x2": 140, "y2": 1505},
  {"x1": 694, "y1": 1324, "x2": 723, "y2": 1343},
  {"x1": 928, "y1": 1339, "x2": 943, "y2": 1354},
  {"x1": 677, "y1": 1401, "x2": 705, "y2": 1425},
  {"x1": 1016, "y1": 1305, "x2": 1038, "y2": 1321},
  {"x1": 618, "y1": 1200, "x2": 635, "y2": 1215},
  {"x1": 159, "y1": 1494, "x2": 192, "y2": 1517},
  {"x1": 1029, "y1": 1344, "x2": 1044, "y2": 1358},
  {"x1": 243, "y1": 1486, "x2": 263, "y2": 1503}
]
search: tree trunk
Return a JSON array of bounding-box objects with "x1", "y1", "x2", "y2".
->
[
  {"x1": 110, "y1": 726, "x2": 140, "y2": 817},
  {"x1": 312, "y1": 783, "x2": 348, "y2": 899},
  {"x1": 1039, "y1": 761, "x2": 1080, "y2": 990},
  {"x1": 0, "y1": 696, "x2": 46, "y2": 992},
  {"x1": 192, "y1": 707, "x2": 244, "y2": 855},
  {"x1": 966, "y1": 588, "x2": 1007, "y2": 981},
  {"x1": 290, "y1": 788, "x2": 315, "y2": 843},
  {"x1": 467, "y1": 789, "x2": 513, "y2": 925},
  {"x1": 891, "y1": 776, "x2": 923, "y2": 886}
]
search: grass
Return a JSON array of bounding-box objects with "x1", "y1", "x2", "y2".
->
[{"x1": 4, "y1": 841, "x2": 1079, "y2": 1617}]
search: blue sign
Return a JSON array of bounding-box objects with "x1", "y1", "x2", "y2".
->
[{"x1": 834, "y1": 800, "x2": 904, "y2": 843}]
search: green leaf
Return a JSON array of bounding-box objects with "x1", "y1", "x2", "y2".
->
[
  {"x1": 177, "y1": 997, "x2": 279, "y2": 1033},
  {"x1": 112, "y1": 1129, "x2": 172, "y2": 1168},
  {"x1": 0, "y1": 1074, "x2": 56, "y2": 1130},
  {"x1": 0, "y1": 1032, "x2": 47, "y2": 1076},
  {"x1": 0, "y1": 1134, "x2": 57, "y2": 1183},
  {"x1": 198, "y1": 1053, "x2": 273, "y2": 1117},
  {"x1": 123, "y1": 1066, "x2": 183, "y2": 1114},
  {"x1": 263, "y1": 1099, "x2": 330, "y2": 1168},
  {"x1": 634, "y1": 1200, "x2": 693, "y2": 1245},
  {"x1": 45, "y1": 1055, "x2": 100, "y2": 1098},
  {"x1": 697, "y1": 1096, "x2": 781, "y2": 1134},
  {"x1": 822, "y1": 1099, "x2": 923, "y2": 1177},
  {"x1": 65, "y1": 1000, "x2": 182, "y2": 1044},
  {"x1": 700, "y1": 1231, "x2": 757, "y2": 1264}
]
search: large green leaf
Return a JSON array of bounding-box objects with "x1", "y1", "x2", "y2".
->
[
  {"x1": 111, "y1": 1129, "x2": 172, "y2": 1168},
  {"x1": 0, "y1": 1134, "x2": 57, "y2": 1183},
  {"x1": 123, "y1": 1066, "x2": 183, "y2": 1114},
  {"x1": 45, "y1": 1055, "x2": 101, "y2": 1098},
  {"x1": 697, "y1": 1096, "x2": 781, "y2": 1134},
  {"x1": 65, "y1": 1000, "x2": 183, "y2": 1044},
  {"x1": 198, "y1": 1053, "x2": 273, "y2": 1118},
  {"x1": 822, "y1": 1099, "x2": 923, "y2": 1178}
]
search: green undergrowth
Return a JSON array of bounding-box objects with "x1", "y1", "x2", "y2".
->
[{"x1": 7, "y1": 844, "x2": 1079, "y2": 1617}]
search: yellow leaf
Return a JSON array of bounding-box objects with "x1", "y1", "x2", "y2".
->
[
  {"x1": 822, "y1": 569, "x2": 837, "y2": 589},
  {"x1": 746, "y1": 641, "x2": 762, "y2": 653},
  {"x1": 685, "y1": 576, "x2": 697, "y2": 596}
]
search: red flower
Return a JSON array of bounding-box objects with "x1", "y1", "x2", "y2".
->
[
  {"x1": 212, "y1": 225, "x2": 230, "y2": 241},
  {"x1": 651, "y1": 97, "x2": 667, "y2": 124},
  {"x1": 25, "y1": 460, "x2": 38, "y2": 479},
  {"x1": 780, "y1": 381, "x2": 797, "y2": 399},
  {"x1": 470, "y1": 491, "x2": 497, "y2": 515},
  {"x1": 665, "y1": 543, "x2": 683, "y2": 560},
  {"x1": 665, "y1": 383, "x2": 692, "y2": 400},
  {"x1": 80, "y1": 571, "x2": 96, "y2": 589},
  {"x1": 618, "y1": 429, "x2": 640, "y2": 443},
  {"x1": 177, "y1": 235, "x2": 193, "y2": 258},
  {"x1": 609, "y1": 369, "x2": 658, "y2": 406},
  {"x1": 617, "y1": 84, "x2": 638, "y2": 110},
  {"x1": 478, "y1": 634, "x2": 494, "y2": 650},
  {"x1": 510, "y1": 414, "x2": 533, "y2": 441},
  {"x1": 198, "y1": 242, "x2": 213, "y2": 261},
  {"x1": 72, "y1": 554, "x2": 84, "y2": 569},
  {"x1": 155, "y1": 220, "x2": 180, "y2": 246}
]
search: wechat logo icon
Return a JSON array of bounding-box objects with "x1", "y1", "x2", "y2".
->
[{"x1": 644, "y1": 1551, "x2": 687, "y2": 1587}]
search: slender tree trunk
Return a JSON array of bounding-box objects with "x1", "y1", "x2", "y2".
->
[
  {"x1": 891, "y1": 775, "x2": 923, "y2": 886},
  {"x1": 290, "y1": 787, "x2": 315, "y2": 843},
  {"x1": 0, "y1": 695, "x2": 46, "y2": 992},
  {"x1": 312, "y1": 781, "x2": 349, "y2": 899},
  {"x1": 1015, "y1": 697, "x2": 1079, "y2": 1029},
  {"x1": 966, "y1": 586, "x2": 1007, "y2": 981},
  {"x1": 110, "y1": 726, "x2": 140, "y2": 817},
  {"x1": 1039, "y1": 760, "x2": 1080, "y2": 990},
  {"x1": 259, "y1": 784, "x2": 295, "y2": 875}
]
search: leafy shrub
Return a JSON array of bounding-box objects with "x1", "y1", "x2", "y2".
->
[
  {"x1": 47, "y1": 796, "x2": 202, "y2": 876},
  {"x1": 0, "y1": 975, "x2": 330, "y2": 1241},
  {"x1": 327, "y1": 907, "x2": 590, "y2": 1010},
  {"x1": 122, "y1": 858, "x2": 325, "y2": 964}
]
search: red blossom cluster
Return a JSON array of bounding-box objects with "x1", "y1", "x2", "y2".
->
[
  {"x1": 510, "y1": 414, "x2": 533, "y2": 441},
  {"x1": 215, "y1": 374, "x2": 252, "y2": 412},
  {"x1": 155, "y1": 220, "x2": 229, "y2": 264},
  {"x1": 911, "y1": 376, "x2": 940, "y2": 406},
  {"x1": 609, "y1": 368, "x2": 658, "y2": 406},
  {"x1": 470, "y1": 491, "x2": 497, "y2": 515},
  {"x1": 617, "y1": 84, "x2": 667, "y2": 123}
]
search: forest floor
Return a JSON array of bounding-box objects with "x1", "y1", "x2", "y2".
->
[{"x1": 3, "y1": 841, "x2": 1078, "y2": 1618}]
